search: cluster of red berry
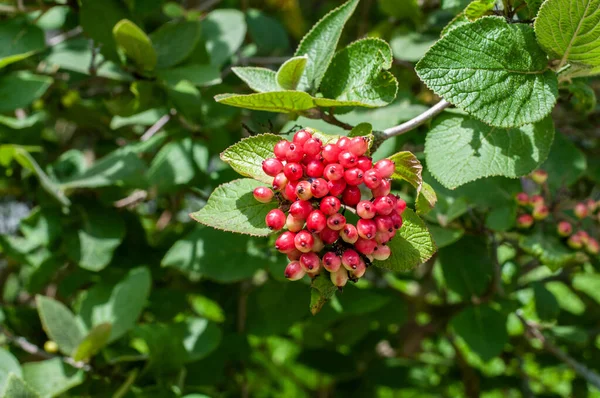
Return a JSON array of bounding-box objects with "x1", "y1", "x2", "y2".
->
[{"x1": 253, "y1": 128, "x2": 406, "y2": 288}]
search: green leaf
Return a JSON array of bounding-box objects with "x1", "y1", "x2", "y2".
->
[
  {"x1": 79, "y1": 267, "x2": 151, "y2": 343},
  {"x1": 36, "y1": 295, "x2": 85, "y2": 357},
  {"x1": 566, "y1": 80, "x2": 597, "y2": 114},
  {"x1": 19, "y1": 208, "x2": 62, "y2": 248},
  {"x1": 189, "y1": 295, "x2": 226, "y2": 323},
  {"x1": 451, "y1": 305, "x2": 508, "y2": 361},
  {"x1": 425, "y1": 114, "x2": 555, "y2": 189},
  {"x1": 22, "y1": 359, "x2": 84, "y2": 398},
  {"x1": 162, "y1": 226, "x2": 269, "y2": 283},
  {"x1": 157, "y1": 64, "x2": 222, "y2": 87},
  {"x1": 65, "y1": 206, "x2": 125, "y2": 271},
  {"x1": 72, "y1": 323, "x2": 112, "y2": 362},
  {"x1": 416, "y1": 17, "x2": 557, "y2": 128},
  {"x1": 427, "y1": 224, "x2": 464, "y2": 249},
  {"x1": 439, "y1": 236, "x2": 493, "y2": 298},
  {"x1": 113, "y1": 19, "x2": 157, "y2": 70},
  {"x1": 378, "y1": 0, "x2": 421, "y2": 21},
  {"x1": 180, "y1": 318, "x2": 222, "y2": 362},
  {"x1": 294, "y1": 0, "x2": 360, "y2": 92},
  {"x1": 540, "y1": 131, "x2": 587, "y2": 191},
  {"x1": 190, "y1": 179, "x2": 277, "y2": 237},
  {"x1": 320, "y1": 38, "x2": 398, "y2": 107},
  {"x1": 573, "y1": 274, "x2": 600, "y2": 305},
  {"x1": 0, "y1": 19, "x2": 45, "y2": 68},
  {"x1": 231, "y1": 67, "x2": 280, "y2": 93},
  {"x1": 519, "y1": 233, "x2": 583, "y2": 271},
  {"x1": 220, "y1": 133, "x2": 282, "y2": 184},
  {"x1": 375, "y1": 209, "x2": 436, "y2": 272},
  {"x1": 534, "y1": 0, "x2": 600, "y2": 67},
  {"x1": 276, "y1": 56, "x2": 308, "y2": 90},
  {"x1": 533, "y1": 282, "x2": 560, "y2": 321},
  {"x1": 310, "y1": 276, "x2": 338, "y2": 315},
  {"x1": 215, "y1": 91, "x2": 315, "y2": 113},
  {"x1": 0, "y1": 72, "x2": 52, "y2": 113},
  {"x1": 389, "y1": 151, "x2": 423, "y2": 193},
  {"x1": 203, "y1": 9, "x2": 246, "y2": 67},
  {"x1": 151, "y1": 21, "x2": 201, "y2": 69},
  {"x1": 0, "y1": 348, "x2": 22, "y2": 391},
  {"x1": 441, "y1": 13, "x2": 470, "y2": 37},
  {"x1": 464, "y1": 0, "x2": 496, "y2": 20},
  {"x1": 348, "y1": 122, "x2": 372, "y2": 137},
  {"x1": 546, "y1": 281, "x2": 585, "y2": 315},
  {"x1": 390, "y1": 30, "x2": 437, "y2": 62},
  {"x1": 79, "y1": 0, "x2": 130, "y2": 60},
  {"x1": 2, "y1": 374, "x2": 39, "y2": 398},
  {"x1": 416, "y1": 181, "x2": 437, "y2": 214},
  {"x1": 246, "y1": 9, "x2": 290, "y2": 56}
]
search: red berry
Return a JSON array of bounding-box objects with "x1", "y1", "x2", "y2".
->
[
  {"x1": 375, "y1": 215, "x2": 394, "y2": 233},
  {"x1": 327, "y1": 213, "x2": 346, "y2": 230},
  {"x1": 320, "y1": 227, "x2": 340, "y2": 244},
  {"x1": 312, "y1": 233, "x2": 325, "y2": 252},
  {"x1": 372, "y1": 178, "x2": 391, "y2": 197},
  {"x1": 322, "y1": 252, "x2": 342, "y2": 272},
  {"x1": 355, "y1": 237, "x2": 377, "y2": 255},
  {"x1": 324, "y1": 163, "x2": 344, "y2": 181},
  {"x1": 374, "y1": 159, "x2": 395, "y2": 178},
  {"x1": 533, "y1": 205, "x2": 549, "y2": 220},
  {"x1": 390, "y1": 213, "x2": 403, "y2": 229},
  {"x1": 274, "y1": 140, "x2": 291, "y2": 161},
  {"x1": 328, "y1": 179, "x2": 347, "y2": 196},
  {"x1": 357, "y1": 218, "x2": 377, "y2": 239},
  {"x1": 586, "y1": 238, "x2": 600, "y2": 255},
  {"x1": 303, "y1": 137, "x2": 322, "y2": 156},
  {"x1": 356, "y1": 200, "x2": 376, "y2": 219},
  {"x1": 296, "y1": 180, "x2": 313, "y2": 201},
  {"x1": 253, "y1": 186, "x2": 274, "y2": 203},
  {"x1": 396, "y1": 198, "x2": 407, "y2": 214},
  {"x1": 275, "y1": 231, "x2": 296, "y2": 253},
  {"x1": 344, "y1": 168, "x2": 364, "y2": 185},
  {"x1": 330, "y1": 267, "x2": 349, "y2": 287},
  {"x1": 306, "y1": 210, "x2": 327, "y2": 233},
  {"x1": 262, "y1": 158, "x2": 283, "y2": 176},
  {"x1": 306, "y1": 159, "x2": 325, "y2": 178},
  {"x1": 293, "y1": 129, "x2": 312, "y2": 146},
  {"x1": 287, "y1": 249, "x2": 302, "y2": 261},
  {"x1": 311, "y1": 178, "x2": 329, "y2": 198},
  {"x1": 530, "y1": 195, "x2": 544, "y2": 206},
  {"x1": 286, "y1": 143, "x2": 304, "y2": 162},
  {"x1": 349, "y1": 258, "x2": 366, "y2": 279},
  {"x1": 568, "y1": 234, "x2": 583, "y2": 249},
  {"x1": 375, "y1": 231, "x2": 393, "y2": 245},
  {"x1": 266, "y1": 209, "x2": 285, "y2": 230},
  {"x1": 336, "y1": 136, "x2": 351, "y2": 150},
  {"x1": 341, "y1": 249, "x2": 360, "y2": 270},
  {"x1": 272, "y1": 172, "x2": 288, "y2": 191},
  {"x1": 284, "y1": 162, "x2": 303, "y2": 181},
  {"x1": 322, "y1": 144, "x2": 341, "y2": 163},
  {"x1": 363, "y1": 169, "x2": 381, "y2": 189},
  {"x1": 285, "y1": 261, "x2": 305, "y2": 281},
  {"x1": 284, "y1": 181, "x2": 298, "y2": 201},
  {"x1": 338, "y1": 151, "x2": 358, "y2": 168},
  {"x1": 557, "y1": 221, "x2": 572, "y2": 237},
  {"x1": 286, "y1": 214, "x2": 304, "y2": 232},
  {"x1": 340, "y1": 223, "x2": 358, "y2": 244},
  {"x1": 320, "y1": 196, "x2": 341, "y2": 215},
  {"x1": 356, "y1": 156, "x2": 372, "y2": 172},
  {"x1": 372, "y1": 245, "x2": 391, "y2": 261},
  {"x1": 516, "y1": 214, "x2": 534, "y2": 229},
  {"x1": 294, "y1": 230, "x2": 314, "y2": 253},
  {"x1": 342, "y1": 185, "x2": 361, "y2": 206},
  {"x1": 289, "y1": 200, "x2": 313, "y2": 220},
  {"x1": 300, "y1": 252, "x2": 321, "y2": 273},
  {"x1": 516, "y1": 192, "x2": 529, "y2": 206},
  {"x1": 574, "y1": 202, "x2": 588, "y2": 219},
  {"x1": 373, "y1": 196, "x2": 394, "y2": 215},
  {"x1": 349, "y1": 136, "x2": 369, "y2": 156}
]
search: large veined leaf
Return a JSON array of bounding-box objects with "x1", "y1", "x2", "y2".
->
[
  {"x1": 231, "y1": 67, "x2": 280, "y2": 93},
  {"x1": 294, "y1": 0, "x2": 359, "y2": 92},
  {"x1": 425, "y1": 114, "x2": 555, "y2": 189},
  {"x1": 190, "y1": 179, "x2": 278, "y2": 237},
  {"x1": 220, "y1": 134, "x2": 282, "y2": 184},
  {"x1": 416, "y1": 17, "x2": 557, "y2": 128},
  {"x1": 534, "y1": 0, "x2": 600, "y2": 67}
]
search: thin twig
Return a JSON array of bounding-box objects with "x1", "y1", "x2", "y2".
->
[
  {"x1": 46, "y1": 26, "x2": 83, "y2": 47},
  {"x1": 516, "y1": 311, "x2": 600, "y2": 389},
  {"x1": 302, "y1": 108, "x2": 354, "y2": 131},
  {"x1": 382, "y1": 99, "x2": 451, "y2": 138},
  {"x1": 114, "y1": 190, "x2": 148, "y2": 208},
  {"x1": 141, "y1": 112, "x2": 173, "y2": 141},
  {"x1": 197, "y1": 0, "x2": 222, "y2": 12}
]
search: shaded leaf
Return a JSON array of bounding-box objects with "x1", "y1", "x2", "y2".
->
[
  {"x1": 0, "y1": 19, "x2": 45, "y2": 68},
  {"x1": 0, "y1": 72, "x2": 52, "y2": 113},
  {"x1": 36, "y1": 295, "x2": 85, "y2": 356},
  {"x1": 22, "y1": 359, "x2": 83, "y2": 398},
  {"x1": 310, "y1": 276, "x2": 338, "y2": 315},
  {"x1": 151, "y1": 21, "x2": 201, "y2": 69},
  {"x1": 451, "y1": 305, "x2": 508, "y2": 361},
  {"x1": 520, "y1": 233, "x2": 583, "y2": 271},
  {"x1": 203, "y1": 9, "x2": 246, "y2": 67},
  {"x1": 2, "y1": 374, "x2": 39, "y2": 398},
  {"x1": 0, "y1": 348, "x2": 22, "y2": 391}
]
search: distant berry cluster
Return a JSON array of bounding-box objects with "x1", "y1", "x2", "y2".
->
[{"x1": 254, "y1": 128, "x2": 406, "y2": 288}]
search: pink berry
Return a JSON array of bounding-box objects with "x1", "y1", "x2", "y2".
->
[
  {"x1": 340, "y1": 223, "x2": 358, "y2": 244},
  {"x1": 557, "y1": 221, "x2": 572, "y2": 237},
  {"x1": 516, "y1": 192, "x2": 529, "y2": 206},
  {"x1": 372, "y1": 245, "x2": 391, "y2": 261},
  {"x1": 320, "y1": 196, "x2": 341, "y2": 215},
  {"x1": 300, "y1": 252, "x2": 321, "y2": 273},
  {"x1": 375, "y1": 231, "x2": 393, "y2": 245},
  {"x1": 293, "y1": 129, "x2": 312, "y2": 146},
  {"x1": 355, "y1": 237, "x2": 377, "y2": 255},
  {"x1": 516, "y1": 214, "x2": 534, "y2": 229},
  {"x1": 311, "y1": 178, "x2": 329, "y2": 198},
  {"x1": 253, "y1": 186, "x2": 274, "y2": 203},
  {"x1": 357, "y1": 200, "x2": 376, "y2": 219},
  {"x1": 324, "y1": 163, "x2": 344, "y2": 181},
  {"x1": 349, "y1": 258, "x2": 366, "y2": 279},
  {"x1": 342, "y1": 185, "x2": 361, "y2": 206},
  {"x1": 306, "y1": 210, "x2": 327, "y2": 233},
  {"x1": 372, "y1": 178, "x2": 391, "y2": 197},
  {"x1": 586, "y1": 238, "x2": 600, "y2": 255},
  {"x1": 396, "y1": 198, "x2": 407, "y2": 214},
  {"x1": 286, "y1": 143, "x2": 304, "y2": 162},
  {"x1": 266, "y1": 209, "x2": 285, "y2": 230},
  {"x1": 341, "y1": 249, "x2": 360, "y2": 271},
  {"x1": 262, "y1": 158, "x2": 283, "y2": 176},
  {"x1": 289, "y1": 200, "x2": 313, "y2": 220},
  {"x1": 363, "y1": 169, "x2": 381, "y2": 189},
  {"x1": 357, "y1": 219, "x2": 377, "y2": 239},
  {"x1": 275, "y1": 231, "x2": 296, "y2": 253},
  {"x1": 568, "y1": 234, "x2": 583, "y2": 249},
  {"x1": 312, "y1": 233, "x2": 324, "y2": 252},
  {"x1": 390, "y1": 213, "x2": 403, "y2": 229},
  {"x1": 274, "y1": 140, "x2": 291, "y2": 161},
  {"x1": 328, "y1": 179, "x2": 347, "y2": 196},
  {"x1": 530, "y1": 195, "x2": 544, "y2": 206},
  {"x1": 344, "y1": 168, "x2": 364, "y2": 186},
  {"x1": 303, "y1": 137, "x2": 322, "y2": 157},
  {"x1": 294, "y1": 230, "x2": 314, "y2": 253},
  {"x1": 375, "y1": 215, "x2": 394, "y2": 233},
  {"x1": 287, "y1": 249, "x2": 302, "y2": 261},
  {"x1": 574, "y1": 202, "x2": 588, "y2": 219},
  {"x1": 349, "y1": 136, "x2": 369, "y2": 156},
  {"x1": 284, "y1": 261, "x2": 305, "y2": 281},
  {"x1": 320, "y1": 227, "x2": 340, "y2": 244},
  {"x1": 374, "y1": 159, "x2": 395, "y2": 178},
  {"x1": 296, "y1": 180, "x2": 313, "y2": 201},
  {"x1": 322, "y1": 144, "x2": 341, "y2": 163},
  {"x1": 286, "y1": 214, "x2": 304, "y2": 232},
  {"x1": 322, "y1": 252, "x2": 342, "y2": 272},
  {"x1": 284, "y1": 162, "x2": 303, "y2": 181},
  {"x1": 272, "y1": 172, "x2": 288, "y2": 191},
  {"x1": 283, "y1": 181, "x2": 298, "y2": 201},
  {"x1": 330, "y1": 267, "x2": 349, "y2": 287},
  {"x1": 533, "y1": 205, "x2": 549, "y2": 220},
  {"x1": 305, "y1": 159, "x2": 325, "y2": 178},
  {"x1": 327, "y1": 213, "x2": 346, "y2": 231},
  {"x1": 338, "y1": 151, "x2": 358, "y2": 168},
  {"x1": 373, "y1": 196, "x2": 394, "y2": 215},
  {"x1": 336, "y1": 136, "x2": 351, "y2": 150}
]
